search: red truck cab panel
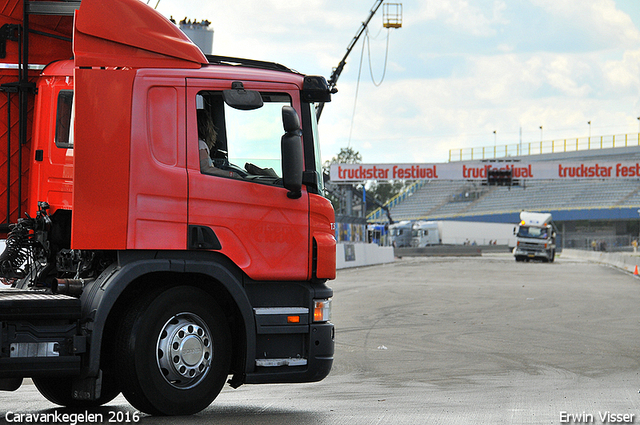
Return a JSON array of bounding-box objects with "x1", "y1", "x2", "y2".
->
[
  {"x1": 310, "y1": 193, "x2": 336, "y2": 279},
  {"x1": 71, "y1": 67, "x2": 134, "y2": 249},
  {"x1": 127, "y1": 75, "x2": 188, "y2": 249}
]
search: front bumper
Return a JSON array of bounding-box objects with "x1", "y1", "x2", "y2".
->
[{"x1": 514, "y1": 246, "x2": 552, "y2": 259}]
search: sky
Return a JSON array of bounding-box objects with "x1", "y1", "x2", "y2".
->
[{"x1": 152, "y1": 0, "x2": 640, "y2": 165}]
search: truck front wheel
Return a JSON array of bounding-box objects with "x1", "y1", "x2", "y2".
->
[{"x1": 115, "y1": 286, "x2": 231, "y2": 415}]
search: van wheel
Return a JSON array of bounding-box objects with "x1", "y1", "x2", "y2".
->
[
  {"x1": 115, "y1": 286, "x2": 231, "y2": 416},
  {"x1": 33, "y1": 373, "x2": 120, "y2": 408}
]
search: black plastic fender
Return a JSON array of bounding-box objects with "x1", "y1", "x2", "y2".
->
[{"x1": 79, "y1": 251, "x2": 256, "y2": 379}]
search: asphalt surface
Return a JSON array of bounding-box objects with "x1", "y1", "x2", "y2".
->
[{"x1": 1, "y1": 254, "x2": 640, "y2": 424}]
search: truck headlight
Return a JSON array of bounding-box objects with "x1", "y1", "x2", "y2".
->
[{"x1": 313, "y1": 299, "x2": 332, "y2": 322}]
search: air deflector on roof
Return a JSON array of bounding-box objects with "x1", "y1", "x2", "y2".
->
[{"x1": 74, "y1": 0, "x2": 206, "y2": 68}]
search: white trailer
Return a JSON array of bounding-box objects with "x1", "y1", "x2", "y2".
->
[
  {"x1": 513, "y1": 211, "x2": 556, "y2": 262},
  {"x1": 437, "y1": 221, "x2": 516, "y2": 246},
  {"x1": 410, "y1": 220, "x2": 515, "y2": 247}
]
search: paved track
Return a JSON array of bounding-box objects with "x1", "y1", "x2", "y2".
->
[{"x1": 1, "y1": 254, "x2": 640, "y2": 424}]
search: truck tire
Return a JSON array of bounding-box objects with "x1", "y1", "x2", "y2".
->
[
  {"x1": 549, "y1": 249, "x2": 555, "y2": 263},
  {"x1": 33, "y1": 373, "x2": 120, "y2": 408},
  {"x1": 115, "y1": 286, "x2": 231, "y2": 416}
]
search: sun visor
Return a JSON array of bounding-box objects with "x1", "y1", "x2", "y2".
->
[{"x1": 73, "y1": 0, "x2": 206, "y2": 69}]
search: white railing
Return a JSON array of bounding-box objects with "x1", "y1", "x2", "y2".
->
[{"x1": 449, "y1": 133, "x2": 640, "y2": 162}]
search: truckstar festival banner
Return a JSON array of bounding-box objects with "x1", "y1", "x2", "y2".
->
[{"x1": 329, "y1": 161, "x2": 640, "y2": 182}]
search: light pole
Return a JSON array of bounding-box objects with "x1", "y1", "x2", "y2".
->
[
  {"x1": 493, "y1": 130, "x2": 496, "y2": 158},
  {"x1": 588, "y1": 121, "x2": 591, "y2": 138},
  {"x1": 539, "y1": 125, "x2": 543, "y2": 142},
  {"x1": 519, "y1": 126, "x2": 522, "y2": 156}
]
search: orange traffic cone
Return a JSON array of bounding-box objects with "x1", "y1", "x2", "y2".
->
[{"x1": 634, "y1": 265, "x2": 639, "y2": 276}]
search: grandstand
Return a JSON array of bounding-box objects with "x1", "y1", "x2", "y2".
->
[{"x1": 367, "y1": 143, "x2": 640, "y2": 250}]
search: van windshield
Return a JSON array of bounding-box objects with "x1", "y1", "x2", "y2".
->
[{"x1": 517, "y1": 226, "x2": 548, "y2": 239}]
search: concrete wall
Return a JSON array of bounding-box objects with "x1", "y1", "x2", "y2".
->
[
  {"x1": 561, "y1": 249, "x2": 640, "y2": 275},
  {"x1": 336, "y1": 243, "x2": 395, "y2": 269},
  {"x1": 394, "y1": 245, "x2": 482, "y2": 257},
  {"x1": 335, "y1": 245, "x2": 640, "y2": 273}
]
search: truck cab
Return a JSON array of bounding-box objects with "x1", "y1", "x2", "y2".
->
[
  {"x1": 513, "y1": 211, "x2": 556, "y2": 262},
  {"x1": 389, "y1": 220, "x2": 412, "y2": 248},
  {"x1": 0, "y1": 0, "x2": 335, "y2": 416},
  {"x1": 410, "y1": 221, "x2": 441, "y2": 247}
]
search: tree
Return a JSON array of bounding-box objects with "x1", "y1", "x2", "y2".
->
[
  {"x1": 323, "y1": 147, "x2": 407, "y2": 219},
  {"x1": 323, "y1": 147, "x2": 363, "y2": 214},
  {"x1": 323, "y1": 147, "x2": 362, "y2": 173},
  {"x1": 365, "y1": 180, "x2": 407, "y2": 216}
]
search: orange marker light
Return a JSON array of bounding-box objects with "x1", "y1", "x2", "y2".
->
[
  {"x1": 313, "y1": 299, "x2": 332, "y2": 322},
  {"x1": 314, "y1": 307, "x2": 323, "y2": 322},
  {"x1": 287, "y1": 316, "x2": 300, "y2": 323}
]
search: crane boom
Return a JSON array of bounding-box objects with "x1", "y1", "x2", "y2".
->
[{"x1": 316, "y1": 0, "x2": 385, "y2": 121}]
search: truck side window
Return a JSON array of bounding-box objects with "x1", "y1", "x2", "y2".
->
[
  {"x1": 55, "y1": 90, "x2": 73, "y2": 149},
  {"x1": 196, "y1": 91, "x2": 291, "y2": 183}
]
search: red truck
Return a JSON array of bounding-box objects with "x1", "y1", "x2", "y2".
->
[{"x1": 0, "y1": 0, "x2": 336, "y2": 415}]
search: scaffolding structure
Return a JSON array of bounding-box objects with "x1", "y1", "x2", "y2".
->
[{"x1": 383, "y1": 3, "x2": 403, "y2": 29}]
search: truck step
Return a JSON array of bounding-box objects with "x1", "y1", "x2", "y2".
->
[
  {"x1": 0, "y1": 289, "x2": 81, "y2": 320},
  {"x1": 0, "y1": 356, "x2": 81, "y2": 377}
]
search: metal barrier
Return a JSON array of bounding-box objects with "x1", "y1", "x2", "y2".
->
[
  {"x1": 563, "y1": 235, "x2": 633, "y2": 252},
  {"x1": 449, "y1": 133, "x2": 640, "y2": 162}
]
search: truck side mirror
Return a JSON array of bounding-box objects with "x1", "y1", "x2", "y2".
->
[{"x1": 281, "y1": 106, "x2": 303, "y2": 199}]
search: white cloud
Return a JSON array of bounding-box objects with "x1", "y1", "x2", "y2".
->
[
  {"x1": 151, "y1": 0, "x2": 640, "y2": 164},
  {"x1": 414, "y1": 0, "x2": 508, "y2": 37},
  {"x1": 603, "y1": 49, "x2": 640, "y2": 94},
  {"x1": 531, "y1": 0, "x2": 640, "y2": 48}
]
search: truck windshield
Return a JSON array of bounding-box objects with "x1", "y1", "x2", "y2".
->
[{"x1": 517, "y1": 226, "x2": 548, "y2": 239}]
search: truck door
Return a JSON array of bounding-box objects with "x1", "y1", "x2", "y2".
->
[
  {"x1": 186, "y1": 79, "x2": 310, "y2": 281},
  {"x1": 29, "y1": 74, "x2": 75, "y2": 218}
]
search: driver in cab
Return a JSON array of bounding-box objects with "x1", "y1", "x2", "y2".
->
[{"x1": 198, "y1": 109, "x2": 242, "y2": 179}]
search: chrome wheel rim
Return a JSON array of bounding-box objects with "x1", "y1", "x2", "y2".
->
[{"x1": 156, "y1": 313, "x2": 212, "y2": 389}]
